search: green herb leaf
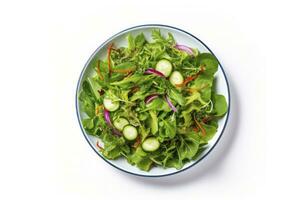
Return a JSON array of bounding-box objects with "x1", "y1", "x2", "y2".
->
[
  {"x1": 197, "y1": 53, "x2": 219, "y2": 76},
  {"x1": 212, "y1": 94, "x2": 228, "y2": 117}
]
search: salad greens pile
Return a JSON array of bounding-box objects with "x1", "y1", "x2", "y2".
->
[{"x1": 79, "y1": 29, "x2": 228, "y2": 171}]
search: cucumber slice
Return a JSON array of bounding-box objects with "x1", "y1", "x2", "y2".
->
[
  {"x1": 155, "y1": 59, "x2": 172, "y2": 77},
  {"x1": 169, "y1": 71, "x2": 184, "y2": 86},
  {"x1": 142, "y1": 137, "x2": 160, "y2": 152},
  {"x1": 103, "y1": 97, "x2": 119, "y2": 111},
  {"x1": 113, "y1": 117, "x2": 129, "y2": 131},
  {"x1": 123, "y1": 125, "x2": 138, "y2": 141}
]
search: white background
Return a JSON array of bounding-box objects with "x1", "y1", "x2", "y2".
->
[{"x1": 0, "y1": 0, "x2": 298, "y2": 199}]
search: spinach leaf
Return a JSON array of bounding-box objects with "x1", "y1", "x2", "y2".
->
[
  {"x1": 212, "y1": 94, "x2": 228, "y2": 117},
  {"x1": 197, "y1": 53, "x2": 219, "y2": 76},
  {"x1": 201, "y1": 123, "x2": 217, "y2": 142},
  {"x1": 190, "y1": 75, "x2": 213, "y2": 102}
]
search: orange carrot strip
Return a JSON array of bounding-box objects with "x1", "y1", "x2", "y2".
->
[
  {"x1": 95, "y1": 105, "x2": 103, "y2": 115},
  {"x1": 193, "y1": 115, "x2": 206, "y2": 136},
  {"x1": 193, "y1": 127, "x2": 199, "y2": 132},
  {"x1": 107, "y1": 43, "x2": 114, "y2": 76},
  {"x1": 176, "y1": 65, "x2": 206, "y2": 87}
]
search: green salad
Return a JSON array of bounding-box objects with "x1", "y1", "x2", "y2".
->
[{"x1": 79, "y1": 29, "x2": 228, "y2": 171}]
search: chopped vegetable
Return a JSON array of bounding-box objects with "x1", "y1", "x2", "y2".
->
[
  {"x1": 107, "y1": 43, "x2": 114, "y2": 76},
  {"x1": 155, "y1": 59, "x2": 172, "y2": 77},
  {"x1": 142, "y1": 137, "x2": 160, "y2": 152},
  {"x1": 169, "y1": 71, "x2": 184, "y2": 86},
  {"x1": 176, "y1": 65, "x2": 205, "y2": 87},
  {"x1": 103, "y1": 97, "x2": 119, "y2": 111},
  {"x1": 175, "y1": 44, "x2": 194, "y2": 55},
  {"x1": 113, "y1": 117, "x2": 129, "y2": 131},
  {"x1": 123, "y1": 125, "x2": 138, "y2": 140},
  {"x1": 165, "y1": 95, "x2": 177, "y2": 112},
  {"x1": 144, "y1": 68, "x2": 165, "y2": 77},
  {"x1": 145, "y1": 94, "x2": 159, "y2": 104},
  {"x1": 103, "y1": 109, "x2": 112, "y2": 126}
]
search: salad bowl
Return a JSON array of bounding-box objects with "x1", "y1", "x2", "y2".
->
[{"x1": 76, "y1": 24, "x2": 230, "y2": 177}]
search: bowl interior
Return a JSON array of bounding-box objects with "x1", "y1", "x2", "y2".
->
[{"x1": 76, "y1": 25, "x2": 230, "y2": 177}]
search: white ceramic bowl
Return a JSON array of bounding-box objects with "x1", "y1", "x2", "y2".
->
[{"x1": 76, "y1": 24, "x2": 230, "y2": 177}]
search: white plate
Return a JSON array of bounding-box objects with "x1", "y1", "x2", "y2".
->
[{"x1": 76, "y1": 24, "x2": 230, "y2": 177}]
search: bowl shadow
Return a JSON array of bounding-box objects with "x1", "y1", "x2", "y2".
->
[{"x1": 119, "y1": 73, "x2": 240, "y2": 187}]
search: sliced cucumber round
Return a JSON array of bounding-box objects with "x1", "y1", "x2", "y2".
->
[
  {"x1": 155, "y1": 59, "x2": 172, "y2": 77},
  {"x1": 142, "y1": 137, "x2": 160, "y2": 152},
  {"x1": 113, "y1": 117, "x2": 129, "y2": 131},
  {"x1": 169, "y1": 71, "x2": 184, "y2": 86},
  {"x1": 123, "y1": 125, "x2": 138, "y2": 141},
  {"x1": 103, "y1": 97, "x2": 119, "y2": 111}
]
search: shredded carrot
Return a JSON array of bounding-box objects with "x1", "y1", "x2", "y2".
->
[
  {"x1": 96, "y1": 141, "x2": 104, "y2": 151},
  {"x1": 176, "y1": 65, "x2": 206, "y2": 87},
  {"x1": 193, "y1": 115, "x2": 206, "y2": 136},
  {"x1": 107, "y1": 43, "x2": 114, "y2": 76},
  {"x1": 175, "y1": 75, "x2": 196, "y2": 87},
  {"x1": 193, "y1": 127, "x2": 199, "y2": 132},
  {"x1": 95, "y1": 105, "x2": 103, "y2": 115},
  {"x1": 96, "y1": 60, "x2": 104, "y2": 80}
]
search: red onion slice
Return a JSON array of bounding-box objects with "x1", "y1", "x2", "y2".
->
[
  {"x1": 175, "y1": 44, "x2": 194, "y2": 55},
  {"x1": 104, "y1": 109, "x2": 112, "y2": 126},
  {"x1": 145, "y1": 94, "x2": 159, "y2": 104},
  {"x1": 104, "y1": 109, "x2": 122, "y2": 136},
  {"x1": 165, "y1": 95, "x2": 177, "y2": 112},
  {"x1": 144, "y1": 68, "x2": 165, "y2": 77}
]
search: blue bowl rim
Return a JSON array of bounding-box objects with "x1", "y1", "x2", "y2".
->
[{"x1": 75, "y1": 24, "x2": 231, "y2": 178}]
